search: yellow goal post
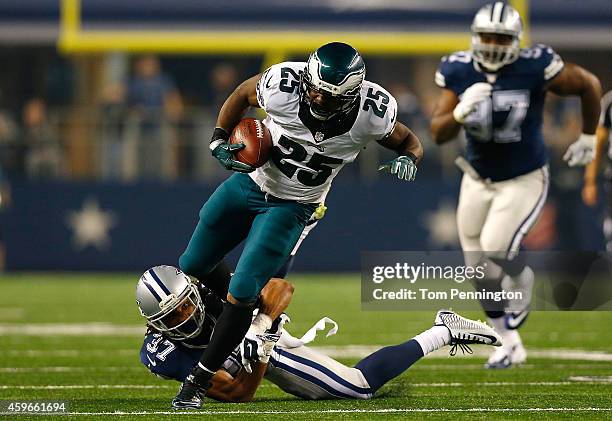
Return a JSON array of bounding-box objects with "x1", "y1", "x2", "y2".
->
[{"x1": 58, "y1": 0, "x2": 530, "y2": 69}]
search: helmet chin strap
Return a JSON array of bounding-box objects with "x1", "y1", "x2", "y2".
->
[
  {"x1": 475, "y1": 60, "x2": 501, "y2": 73},
  {"x1": 308, "y1": 97, "x2": 359, "y2": 122},
  {"x1": 310, "y1": 108, "x2": 331, "y2": 120}
]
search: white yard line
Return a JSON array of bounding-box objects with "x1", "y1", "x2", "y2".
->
[
  {"x1": 1, "y1": 324, "x2": 610, "y2": 362},
  {"x1": 2, "y1": 380, "x2": 611, "y2": 390},
  {"x1": 6, "y1": 350, "x2": 135, "y2": 357},
  {"x1": 568, "y1": 376, "x2": 612, "y2": 383},
  {"x1": 0, "y1": 324, "x2": 144, "y2": 336},
  {"x1": 314, "y1": 345, "x2": 612, "y2": 361},
  {"x1": 0, "y1": 385, "x2": 175, "y2": 389},
  {"x1": 0, "y1": 367, "x2": 142, "y2": 373},
  {"x1": 2, "y1": 346, "x2": 612, "y2": 362},
  {"x1": 0, "y1": 408, "x2": 610, "y2": 416},
  {"x1": 7, "y1": 360, "x2": 609, "y2": 371}
]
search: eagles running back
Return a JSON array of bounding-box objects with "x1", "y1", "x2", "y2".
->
[
  {"x1": 173, "y1": 42, "x2": 423, "y2": 408},
  {"x1": 252, "y1": 62, "x2": 397, "y2": 203}
]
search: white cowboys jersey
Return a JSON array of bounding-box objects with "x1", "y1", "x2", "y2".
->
[{"x1": 251, "y1": 61, "x2": 397, "y2": 203}]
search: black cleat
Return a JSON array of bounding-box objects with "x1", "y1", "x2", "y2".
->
[{"x1": 171, "y1": 375, "x2": 207, "y2": 410}]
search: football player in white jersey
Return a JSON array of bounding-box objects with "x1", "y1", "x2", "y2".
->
[
  {"x1": 173, "y1": 42, "x2": 423, "y2": 408},
  {"x1": 430, "y1": 2, "x2": 601, "y2": 368}
]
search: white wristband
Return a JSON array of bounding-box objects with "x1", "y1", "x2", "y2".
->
[
  {"x1": 580, "y1": 133, "x2": 596, "y2": 144},
  {"x1": 250, "y1": 313, "x2": 273, "y2": 334},
  {"x1": 209, "y1": 139, "x2": 224, "y2": 151}
]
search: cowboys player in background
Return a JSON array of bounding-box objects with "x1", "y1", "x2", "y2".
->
[
  {"x1": 137, "y1": 265, "x2": 501, "y2": 405},
  {"x1": 174, "y1": 42, "x2": 424, "y2": 407},
  {"x1": 430, "y1": 2, "x2": 601, "y2": 368},
  {"x1": 582, "y1": 90, "x2": 612, "y2": 252}
]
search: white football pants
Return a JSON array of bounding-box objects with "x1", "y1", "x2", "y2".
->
[
  {"x1": 266, "y1": 345, "x2": 372, "y2": 400},
  {"x1": 457, "y1": 165, "x2": 549, "y2": 270}
]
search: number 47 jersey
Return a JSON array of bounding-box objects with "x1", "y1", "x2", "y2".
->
[
  {"x1": 252, "y1": 61, "x2": 397, "y2": 203},
  {"x1": 435, "y1": 45, "x2": 564, "y2": 182}
]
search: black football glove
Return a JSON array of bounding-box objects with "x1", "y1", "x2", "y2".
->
[{"x1": 210, "y1": 127, "x2": 255, "y2": 173}]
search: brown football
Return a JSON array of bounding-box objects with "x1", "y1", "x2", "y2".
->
[{"x1": 229, "y1": 118, "x2": 272, "y2": 168}]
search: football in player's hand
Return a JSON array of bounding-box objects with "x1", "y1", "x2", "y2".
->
[{"x1": 229, "y1": 118, "x2": 272, "y2": 168}]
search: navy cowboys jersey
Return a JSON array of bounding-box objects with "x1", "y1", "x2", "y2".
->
[{"x1": 436, "y1": 45, "x2": 564, "y2": 181}]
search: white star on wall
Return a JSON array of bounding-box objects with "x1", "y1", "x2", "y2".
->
[
  {"x1": 66, "y1": 198, "x2": 118, "y2": 251},
  {"x1": 422, "y1": 200, "x2": 459, "y2": 248}
]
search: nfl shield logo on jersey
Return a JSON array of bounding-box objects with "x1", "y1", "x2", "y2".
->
[{"x1": 314, "y1": 132, "x2": 325, "y2": 143}]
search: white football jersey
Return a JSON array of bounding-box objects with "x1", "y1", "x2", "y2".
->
[{"x1": 250, "y1": 61, "x2": 397, "y2": 203}]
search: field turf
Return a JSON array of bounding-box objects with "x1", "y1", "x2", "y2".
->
[{"x1": 0, "y1": 273, "x2": 611, "y2": 420}]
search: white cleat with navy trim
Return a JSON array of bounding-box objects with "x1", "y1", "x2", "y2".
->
[
  {"x1": 484, "y1": 342, "x2": 527, "y2": 369},
  {"x1": 434, "y1": 310, "x2": 502, "y2": 355},
  {"x1": 503, "y1": 266, "x2": 535, "y2": 330}
]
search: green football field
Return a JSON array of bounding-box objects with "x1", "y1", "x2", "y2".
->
[{"x1": 1, "y1": 273, "x2": 611, "y2": 420}]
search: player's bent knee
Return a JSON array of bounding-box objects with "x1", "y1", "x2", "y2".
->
[
  {"x1": 178, "y1": 252, "x2": 197, "y2": 276},
  {"x1": 480, "y1": 239, "x2": 512, "y2": 258},
  {"x1": 178, "y1": 252, "x2": 214, "y2": 278}
]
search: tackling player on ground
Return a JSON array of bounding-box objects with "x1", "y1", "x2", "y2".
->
[
  {"x1": 136, "y1": 265, "x2": 501, "y2": 404},
  {"x1": 174, "y1": 42, "x2": 424, "y2": 407},
  {"x1": 430, "y1": 2, "x2": 601, "y2": 368}
]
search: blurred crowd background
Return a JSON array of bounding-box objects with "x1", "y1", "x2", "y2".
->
[{"x1": 0, "y1": 51, "x2": 607, "y2": 184}]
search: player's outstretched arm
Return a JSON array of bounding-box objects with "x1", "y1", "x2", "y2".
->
[
  {"x1": 206, "y1": 278, "x2": 294, "y2": 403},
  {"x1": 376, "y1": 122, "x2": 423, "y2": 181},
  {"x1": 206, "y1": 362, "x2": 268, "y2": 403},
  {"x1": 549, "y1": 63, "x2": 602, "y2": 167},
  {"x1": 548, "y1": 63, "x2": 601, "y2": 136},
  {"x1": 258, "y1": 278, "x2": 295, "y2": 321},
  {"x1": 238, "y1": 278, "x2": 293, "y2": 372},
  {"x1": 430, "y1": 88, "x2": 462, "y2": 144}
]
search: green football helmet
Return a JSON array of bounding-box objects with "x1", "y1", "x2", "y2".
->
[{"x1": 300, "y1": 42, "x2": 366, "y2": 120}]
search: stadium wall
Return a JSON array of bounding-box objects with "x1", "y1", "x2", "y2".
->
[{"x1": 2, "y1": 174, "x2": 604, "y2": 272}]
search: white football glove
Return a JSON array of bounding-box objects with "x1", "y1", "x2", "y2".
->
[
  {"x1": 453, "y1": 83, "x2": 492, "y2": 123},
  {"x1": 563, "y1": 133, "x2": 596, "y2": 167},
  {"x1": 240, "y1": 313, "x2": 289, "y2": 373}
]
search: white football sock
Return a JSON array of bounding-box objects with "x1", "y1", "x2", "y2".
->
[
  {"x1": 488, "y1": 317, "x2": 522, "y2": 349},
  {"x1": 413, "y1": 326, "x2": 451, "y2": 355}
]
